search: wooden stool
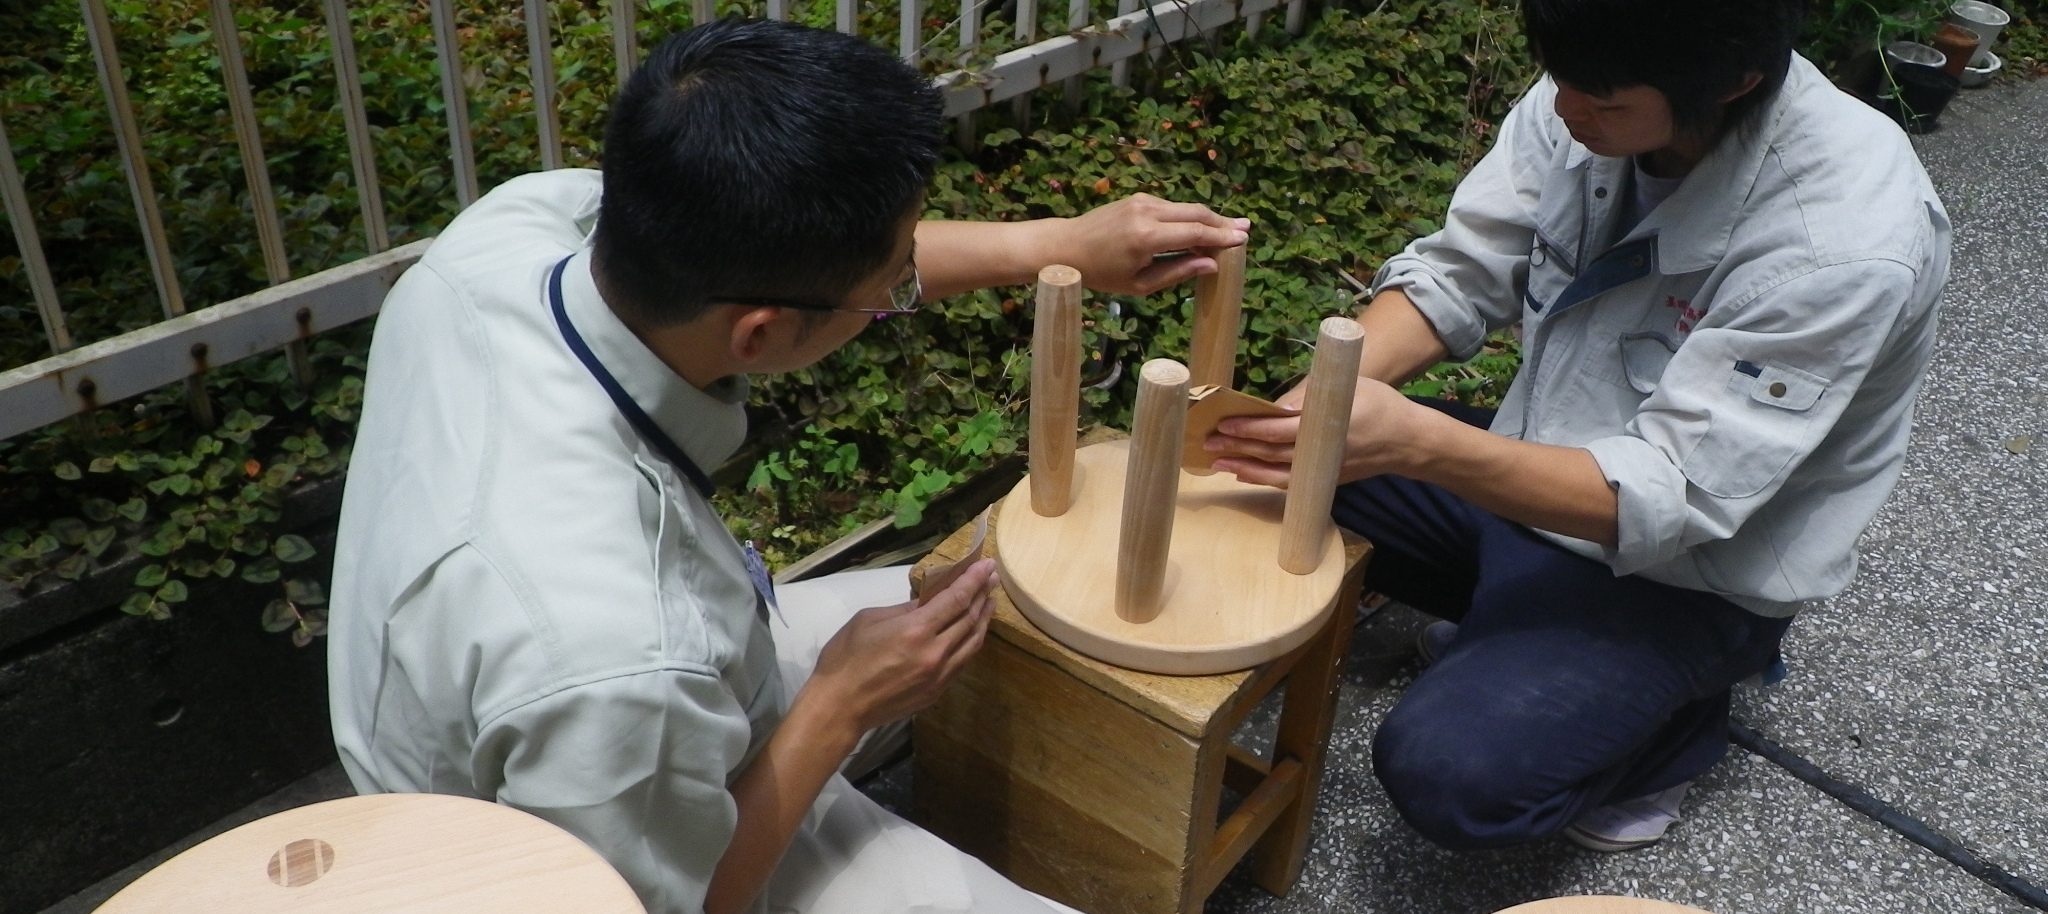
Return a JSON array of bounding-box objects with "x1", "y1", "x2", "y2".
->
[
  {"x1": 910, "y1": 516, "x2": 1371, "y2": 914},
  {"x1": 93, "y1": 793, "x2": 644, "y2": 914},
  {"x1": 1494, "y1": 898, "x2": 1716, "y2": 914}
]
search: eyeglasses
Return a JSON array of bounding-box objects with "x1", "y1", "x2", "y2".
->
[{"x1": 716, "y1": 263, "x2": 923, "y2": 319}]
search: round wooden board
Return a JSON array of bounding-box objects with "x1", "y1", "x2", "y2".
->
[
  {"x1": 93, "y1": 793, "x2": 645, "y2": 914},
  {"x1": 1492, "y1": 897, "x2": 1716, "y2": 914},
  {"x1": 996, "y1": 439, "x2": 1346, "y2": 675}
]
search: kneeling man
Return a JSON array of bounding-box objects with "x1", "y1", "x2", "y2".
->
[
  {"x1": 1211, "y1": 0, "x2": 1948, "y2": 853},
  {"x1": 330, "y1": 19, "x2": 1247, "y2": 914}
]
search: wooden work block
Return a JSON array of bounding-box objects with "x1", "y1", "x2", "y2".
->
[{"x1": 912, "y1": 517, "x2": 1370, "y2": 914}]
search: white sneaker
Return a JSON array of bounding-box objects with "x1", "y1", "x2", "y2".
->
[
  {"x1": 1563, "y1": 781, "x2": 1692, "y2": 852},
  {"x1": 1415, "y1": 620, "x2": 1457, "y2": 666}
]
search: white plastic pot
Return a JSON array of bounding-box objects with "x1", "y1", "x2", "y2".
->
[
  {"x1": 1961, "y1": 49, "x2": 2004, "y2": 87},
  {"x1": 1949, "y1": 0, "x2": 2011, "y2": 61}
]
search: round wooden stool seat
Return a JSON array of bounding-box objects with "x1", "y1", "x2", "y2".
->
[
  {"x1": 1494, "y1": 896, "x2": 1717, "y2": 914},
  {"x1": 93, "y1": 793, "x2": 644, "y2": 914},
  {"x1": 996, "y1": 439, "x2": 1346, "y2": 675}
]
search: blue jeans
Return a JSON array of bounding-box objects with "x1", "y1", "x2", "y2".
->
[{"x1": 1333, "y1": 399, "x2": 1791, "y2": 851}]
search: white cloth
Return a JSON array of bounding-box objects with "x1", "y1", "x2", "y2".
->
[
  {"x1": 1373, "y1": 54, "x2": 1951, "y2": 616},
  {"x1": 329, "y1": 169, "x2": 1070, "y2": 914}
]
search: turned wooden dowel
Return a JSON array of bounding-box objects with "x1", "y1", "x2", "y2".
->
[
  {"x1": 1116, "y1": 359, "x2": 1190, "y2": 623},
  {"x1": 1187, "y1": 244, "x2": 1247, "y2": 391},
  {"x1": 1029, "y1": 265, "x2": 1084, "y2": 516},
  {"x1": 1279, "y1": 317, "x2": 1364, "y2": 575}
]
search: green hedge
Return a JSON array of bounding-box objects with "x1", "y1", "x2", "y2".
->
[{"x1": 3, "y1": 0, "x2": 2042, "y2": 629}]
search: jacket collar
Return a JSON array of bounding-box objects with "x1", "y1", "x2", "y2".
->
[
  {"x1": 558, "y1": 249, "x2": 750, "y2": 473},
  {"x1": 1618, "y1": 54, "x2": 1825, "y2": 274}
]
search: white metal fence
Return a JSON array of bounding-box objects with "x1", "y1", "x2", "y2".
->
[{"x1": 0, "y1": 0, "x2": 1300, "y2": 442}]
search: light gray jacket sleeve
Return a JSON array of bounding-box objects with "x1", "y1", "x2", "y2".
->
[
  {"x1": 1372, "y1": 79, "x2": 1560, "y2": 361},
  {"x1": 1583, "y1": 259, "x2": 1919, "y2": 574},
  {"x1": 476, "y1": 667, "x2": 755, "y2": 914}
]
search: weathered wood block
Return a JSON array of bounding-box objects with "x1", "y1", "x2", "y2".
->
[{"x1": 911, "y1": 516, "x2": 1370, "y2": 914}]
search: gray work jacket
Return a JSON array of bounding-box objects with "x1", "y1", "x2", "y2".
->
[{"x1": 1374, "y1": 55, "x2": 1951, "y2": 617}]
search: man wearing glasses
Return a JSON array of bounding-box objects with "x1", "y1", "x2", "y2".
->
[{"x1": 328, "y1": 18, "x2": 1244, "y2": 914}]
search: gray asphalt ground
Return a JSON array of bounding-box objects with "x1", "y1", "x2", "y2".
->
[{"x1": 41, "y1": 75, "x2": 2047, "y2": 914}]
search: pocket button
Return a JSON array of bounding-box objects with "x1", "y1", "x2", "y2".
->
[{"x1": 1769, "y1": 381, "x2": 1787, "y2": 398}]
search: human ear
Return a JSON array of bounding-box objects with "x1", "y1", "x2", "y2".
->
[
  {"x1": 726, "y1": 306, "x2": 787, "y2": 366},
  {"x1": 1720, "y1": 72, "x2": 1764, "y2": 103}
]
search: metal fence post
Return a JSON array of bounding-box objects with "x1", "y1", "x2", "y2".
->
[
  {"x1": 1110, "y1": 0, "x2": 1137, "y2": 87},
  {"x1": 527, "y1": 0, "x2": 566, "y2": 170},
  {"x1": 80, "y1": 0, "x2": 213, "y2": 427},
  {"x1": 613, "y1": 0, "x2": 638, "y2": 84},
  {"x1": 429, "y1": 0, "x2": 481, "y2": 208},
  {"x1": 0, "y1": 116, "x2": 74, "y2": 356},
  {"x1": 1011, "y1": 0, "x2": 1038, "y2": 123},
  {"x1": 956, "y1": 0, "x2": 982, "y2": 148},
  {"x1": 209, "y1": 0, "x2": 314, "y2": 387},
  {"x1": 321, "y1": 0, "x2": 389, "y2": 254},
  {"x1": 901, "y1": 0, "x2": 922, "y2": 64},
  {"x1": 1062, "y1": 0, "x2": 1086, "y2": 111}
]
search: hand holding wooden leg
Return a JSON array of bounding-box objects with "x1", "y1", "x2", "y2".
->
[{"x1": 1278, "y1": 318, "x2": 1364, "y2": 575}]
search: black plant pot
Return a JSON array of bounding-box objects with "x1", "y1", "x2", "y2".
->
[{"x1": 1879, "y1": 63, "x2": 1963, "y2": 134}]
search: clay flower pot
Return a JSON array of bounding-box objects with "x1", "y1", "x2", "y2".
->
[
  {"x1": 1931, "y1": 23, "x2": 1982, "y2": 78},
  {"x1": 1948, "y1": 0, "x2": 2010, "y2": 61}
]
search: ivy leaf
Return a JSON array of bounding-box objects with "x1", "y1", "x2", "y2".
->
[
  {"x1": 211, "y1": 556, "x2": 236, "y2": 578},
  {"x1": 82, "y1": 498, "x2": 118, "y2": 523},
  {"x1": 261, "y1": 598, "x2": 299, "y2": 633},
  {"x1": 53, "y1": 462, "x2": 81, "y2": 480},
  {"x1": 135, "y1": 564, "x2": 168, "y2": 588},
  {"x1": 83, "y1": 527, "x2": 116, "y2": 557},
  {"x1": 284, "y1": 577, "x2": 327, "y2": 606},
  {"x1": 156, "y1": 580, "x2": 190, "y2": 603},
  {"x1": 49, "y1": 517, "x2": 89, "y2": 546},
  {"x1": 120, "y1": 592, "x2": 156, "y2": 616},
  {"x1": 272, "y1": 534, "x2": 316, "y2": 563},
  {"x1": 53, "y1": 553, "x2": 90, "y2": 580},
  {"x1": 88, "y1": 457, "x2": 117, "y2": 473},
  {"x1": 117, "y1": 498, "x2": 148, "y2": 523},
  {"x1": 241, "y1": 558, "x2": 281, "y2": 584}
]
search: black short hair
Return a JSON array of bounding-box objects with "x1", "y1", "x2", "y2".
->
[
  {"x1": 593, "y1": 19, "x2": 942, "y2": 325},
  {"x1": 1522, "y1": 0, "x2": 1807, "y2": 139}
]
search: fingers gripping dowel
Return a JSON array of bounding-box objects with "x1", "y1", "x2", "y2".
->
[
  {"x1": 1279, "y1": 318, "x2": 1364, "y2": 575},
  {"x1": 1116, "y1": 359, "x2": 1190, "y2": 622},
  {"x1": 1029, "y1": 265, "x2": 1084, "y2": 517}
]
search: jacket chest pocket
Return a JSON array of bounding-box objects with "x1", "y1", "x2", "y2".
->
[
  {"x1": 1681, "y1": 361, "x2": 1831, "y2": 498},
  {"x1": 1619, "y1": 332, "x2": 1679, "y2": 394}
]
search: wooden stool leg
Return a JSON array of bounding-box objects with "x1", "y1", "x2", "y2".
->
[
  {"x1": 1030, "y1": 265, "x2": 1084, "y2": 517},
  {"x1": 1246, "y1": 559, "x2": 1366, "y2": 894}
]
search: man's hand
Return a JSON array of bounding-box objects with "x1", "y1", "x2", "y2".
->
[
  {"x1": 1208, "y1": 380, "x2": 1621, "y2": 547},
  {"x1": 1207, "y1": 376, "x2": 1422, "y2": 488},
  {"x1": 915, "y1": 196, "x2": 1248, "y2": 300},
  {"x1": 1034, "y1": 194, "x2": 1251, "y2": 296},
  {"x1": 794, "y1": 558, "x2": 999, "y2": 739},
  {"x1": 706, "y1": 559, "x2": 999, "y2": 914}
]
